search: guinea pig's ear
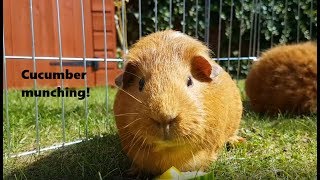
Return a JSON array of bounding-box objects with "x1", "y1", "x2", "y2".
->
[
  {"x1": 115, "y1": 62, "x2": 138, "y2": 89},
  {"x1": 114, "y1": 73, "x2": 123, "y2": 87},
  {"x1": 191, "y1": 56, "x2": 222, "y2": 82}
]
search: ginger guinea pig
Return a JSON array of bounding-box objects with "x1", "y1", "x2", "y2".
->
[
  {"x1": 113, "y1": 30, "x2": 243, "y2": 175},
  {"x1": 245, "y1": 41, "x2": 317, "y2": 115}
]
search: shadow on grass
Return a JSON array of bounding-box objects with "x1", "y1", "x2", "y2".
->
[
  {"x1": 4, "y1": 134, "x2": 149, "y2": 180},
  {"x1": 242, "y1": 100, "x2": 316, "y2": 120},
  {"x1": 4, "y1": 100, "x2": 316, "y2": 179}
]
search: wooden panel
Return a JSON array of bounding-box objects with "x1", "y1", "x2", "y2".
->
[
  {"x1": 93, "y1": 51, "x2": 117, "y2": 69},
  {"x1": 94, "y1": 50, "x2": 115, "y2": 58},
  {"x1": 94, "y1": 68, "x2": 123, "y2": 87},
  {"x1": 32, "y1": 0, "x2": 59, "y2": 57},
  {"x1": 61, "y1": 66, "x2": 96, "y2": 88},
  {"x1": 7, "y1": 60, "x2": 34, "y2": 89},
  {"x1": 9, "y1": 0, "x2": 32, "y2": 56},
  {"x1": 96, "y1": 61, "x2": 119, "y2": 70},
  {"x1": 3, "y1": 0, "x2": 118, "y2": 89},
  {"x1": 6, "y1": 0, "x2": 59, "y2": 88},
  {"x1": 3, "y1": 0, "x2": 13, "y2": 55},
  {"x1": 92, "y1": 12, "x2": 114, "y2": 32},
  {"x1": 5, "y1": 0, "x2": 98, "y2": 57},
  {"x1": 3, "y1": 0, "x2": 96, "y2": 89},
  {"x1": 58, "y1": 0, "x2": 94, "y2": 57},
  {"x1": 91, "y1": 0, "x2": 114, "y2": 12},
  {"x1": 56, "y1": 0, "x2": 76, "y2": 57},
  {"x1": 4, "y1": 60, "x2": 99, "y2": 89},
  {"x1": 5, "y1": 61, "x2": 16, "y2": 88},
  {"x1": 93, "y1": 31, "x2": 116, "y2": 51},
  {"x1": 33, "y1": 1, "x2": 61, "y2": 88},
  {"x1": 4, "y1": 60, "x2": 60, "y2": 89},
  {"x1": 3, "y1": 0, "x2": 15, "y2": 88},
  {"x1": 90, "y1": 0, "x2": 118, "y2": 87},
  {"x1": 56, "y1": 0, "x2": 95, "y2": 88}
]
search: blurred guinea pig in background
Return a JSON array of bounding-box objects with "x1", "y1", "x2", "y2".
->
[
  {"x1": 245, "y1": 41, "x2": 317, "y2": 115},
  {"x1": 113, "y1": 30, "x2": 244, "y2": 175}
]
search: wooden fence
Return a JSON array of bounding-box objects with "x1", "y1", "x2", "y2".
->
[{"x1": 3, "y1": 0, "x2": 121, "y2": 89}]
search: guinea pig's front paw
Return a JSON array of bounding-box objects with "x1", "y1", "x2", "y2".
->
[
  {"x1": 125, "y1": 165, "x2": 154, "y2": 180},
  {"x1": 226, "y1": 135, "x2": 246, "y2": 150},
  {"x1": 125, "y1": 165, "x2": 140, "y2": 177}
]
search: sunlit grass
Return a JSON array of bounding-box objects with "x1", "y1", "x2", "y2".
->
[{"x1": 3, "y1": 80, "x2": 317, "y2": 179}]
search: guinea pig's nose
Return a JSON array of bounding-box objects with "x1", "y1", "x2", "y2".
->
[
  {"x1": 151, "y1": 116, "x2": 177, "y2": 140},
  {"x1": 160, "y1": 117, "x2": 177, "y2": 140},
  {"x1": 163, "y1": 124, "x2": 170, "y2": 140},
  {"x1": 151, "y1": 114, "x2": 177, "y2": 126},
  {"x1": 165, "y1": 117, "x2": 177, "y2": 125}
]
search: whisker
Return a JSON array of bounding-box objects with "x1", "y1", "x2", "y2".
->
[
  {"x1": 185, "y1": 134, "x2": 196, "y2": 146},
  {"x1": 173, "y1": 130, "x2": 184, "y2": 146},
  {"x1": 114, "y1": 112, "x2": 139, "y2": 117},
  {"x1": 114, "y1": 86, "x2": 149, "y2": 109},
  {"x1": 127, "y1": 136, "x2": 143, "y2": 160},
  {"x1": 190, "y1": 149, "x2": 196, "y2": 170},
  {"x1": 122, "y1": 129, "x2": 141, "y2": 152},
  {"x1": 118, "y1": 118, "x2": 142, "y2": 130},
  {"x1": 117, "y1": 87, "x2": 144, "y2": 104},
  {"x1": 119, "y1": 133, "x2": 133, "y2": 143},
  {"x1": 141, "y1": 131, "x2": 148, "y2": 167},
  {"x1": 132, "y1": 137, "x2": 147, "y2": 168},
  {"x1": 122, "y1": 70, "x2": 142, "y2": 79},
  {"x1": 127, "y1": 130, "x2": 143, "y2": 155},
  {"x1": 119, "y1": 122, "x2": 152, "y2": 148},
  {"x1": 146, "y1": 140, "x2": 152, "y2": 162}
]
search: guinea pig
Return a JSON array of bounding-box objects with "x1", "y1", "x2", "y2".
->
[
  {"x1": 245, "y1": 41, "x2": 317, "y2": 115},
  {"x1": 113, "y1": 30, "x2": 243, "y2": 175}
]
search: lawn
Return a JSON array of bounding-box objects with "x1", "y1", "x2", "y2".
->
[{"x1": 3, "y1": 80, "x2": 317, "y2": 179}]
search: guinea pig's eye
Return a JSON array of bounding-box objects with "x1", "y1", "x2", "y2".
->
[
  {"x1": 187, "y1": 77, "x2": 193, "y2": 87},
  {"x1": 139, "y1": 78, "x2": 145, "y2": 91}
]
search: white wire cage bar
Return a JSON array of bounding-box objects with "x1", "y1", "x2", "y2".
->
[{"x1": 3, "y1": 0, "x2": 316, "y2": 159}]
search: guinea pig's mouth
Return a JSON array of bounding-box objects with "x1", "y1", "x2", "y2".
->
[
  {"x1": 153, "y1": 140, "x2": 179, "y2": 146},
  {"x1": 152, "y1": 139, "x2": 186, "y2": 151}
]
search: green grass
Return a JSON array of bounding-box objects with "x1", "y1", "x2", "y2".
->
[{"x1": 3, "y1": 81, "x2": 317, "y2": 179}]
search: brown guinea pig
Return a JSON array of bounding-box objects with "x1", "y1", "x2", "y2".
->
[
  {"x1": 245, "y1": 41, "x2": 317, "y2": 115},
  {"x1": 113, "y1": 30, "x2": 243, "y2": 175}
]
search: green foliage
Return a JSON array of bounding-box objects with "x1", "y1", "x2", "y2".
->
[{"x1": 125, "y1": 0, "x2": 317, "y2": 77}]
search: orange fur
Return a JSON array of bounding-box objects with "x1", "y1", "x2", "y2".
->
[
  {"x1": 113, "y1": 30, "x2": 243, "y2": 175},
  {"x1": 245, "y1": 41, "x2": 317, "y2": 115}
]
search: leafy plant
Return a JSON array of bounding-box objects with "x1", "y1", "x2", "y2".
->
[{"x1": 123, "y1": 0, "x2": 317, "y2": 77}]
